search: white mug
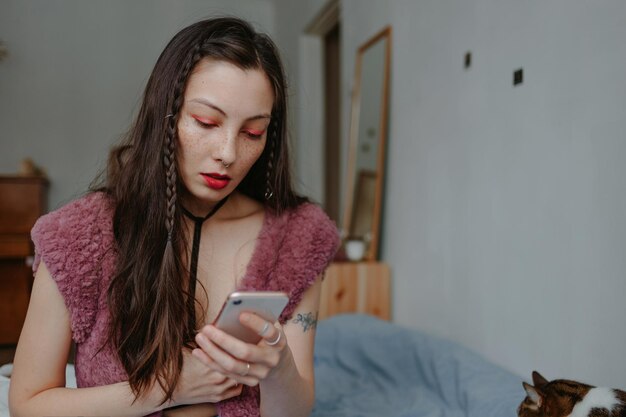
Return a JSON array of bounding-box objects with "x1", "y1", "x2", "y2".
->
[{"x1": 345, "y1": 239, "x2": 366, "y2": 261}]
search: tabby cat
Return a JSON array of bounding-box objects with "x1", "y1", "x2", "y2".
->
[{"x1": 518, "y1": 371, "x2": 626, "y2": 417}]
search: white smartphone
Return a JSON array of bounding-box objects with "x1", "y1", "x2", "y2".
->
[{"x1": 213, "y1": 291, "x2": 289, "y2": 344}]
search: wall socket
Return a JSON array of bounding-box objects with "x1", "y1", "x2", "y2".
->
[
  {"x1": 513, "y1": 68, "x2": 524, "y2": 86},
  {"x1": 464, "y1": 52, "x2": 472, "y2": 69}
]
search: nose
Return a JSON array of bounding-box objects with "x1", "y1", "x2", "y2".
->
[{"x1": 214, "y1": 130, "x2": 236, "y2": 168}]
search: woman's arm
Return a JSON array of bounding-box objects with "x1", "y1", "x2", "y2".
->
[
  {"x1": 9, "y1": 261, "x2": 237, "y2": 417},
  {"x1": 163, "y1": 403, "x2": 218, "y2": 417},
  {"x1": 193, "y1": 276, "x2": 323, "y2": 417},
  {"x1": 257, "y1": 277, "x2": 321, "y2": 417},
  {"x1": 8, "y1": 261, "x2": 168, "y2": 417}
]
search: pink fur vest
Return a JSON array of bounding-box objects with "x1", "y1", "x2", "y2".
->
[{"x1": 31, "y1": 192, "x2": 339, "y2": 417}]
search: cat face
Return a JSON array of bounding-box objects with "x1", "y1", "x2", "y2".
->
[{"x1": 517, "y1": 371, "x2": 590, "y2": 417}]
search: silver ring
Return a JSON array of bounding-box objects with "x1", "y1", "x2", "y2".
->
[
  {"x1": 241, "y1": 362, "x2": 250, "y2": 376},
  {"x1": 222, "y1": 161, "x2": 231, "y2": 168},
  {"x1": 259, "y1": 322, "x2": 270, "y2": 336},
  {"x1": 265, "y1": 330, "x2": 282, "y2": 346}
]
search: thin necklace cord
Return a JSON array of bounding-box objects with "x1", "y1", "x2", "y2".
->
[{"x1": 180, "y1": 196, "x2": 229, "y2": 333}]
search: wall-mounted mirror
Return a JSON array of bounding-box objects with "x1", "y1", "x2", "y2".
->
[{"x1": 342, "y1": 26, "x2": 391, "y2": 261}]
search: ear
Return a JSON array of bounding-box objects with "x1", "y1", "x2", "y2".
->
[
  {"x1": 532, "y1": 371, "x2": 549, "y2": 388},
  {"x1": 523, "y1": 382, "x2": 543, "y2": 407}
]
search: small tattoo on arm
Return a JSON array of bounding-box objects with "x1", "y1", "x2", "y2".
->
[{"x1": 292, "y1": 312, "x2": 318, "y2": 332}]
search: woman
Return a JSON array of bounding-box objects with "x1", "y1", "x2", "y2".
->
[{"x1": 9, "y1": 17, "x2": 338, "y2": 417}]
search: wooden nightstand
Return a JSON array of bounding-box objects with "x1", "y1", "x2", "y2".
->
[
  {"x1": 0, "y1": 176, "x2": 48, "y2": 345},
  {"x1": 319, "y1": 261, "x2": 390, "y2": 321}
]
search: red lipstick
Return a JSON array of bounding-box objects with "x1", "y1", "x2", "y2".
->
[{"x1": 201, "y1": 173, "x2": 231, "y2": 190}]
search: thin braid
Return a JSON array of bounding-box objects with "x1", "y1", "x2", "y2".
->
[
  {"x1": 163, "y1": 125, "x2": 177, "y2": 241},
  {"x1": 163, "y1": 40, "x2": 206, "y2": 239}
]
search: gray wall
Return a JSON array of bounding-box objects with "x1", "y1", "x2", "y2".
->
[
  {"x1": 339, "y1": 0, "x2": 626, "y2": 387},
  {"x1": 0, "y1": 0, "x2": 274, "y2": 209}
]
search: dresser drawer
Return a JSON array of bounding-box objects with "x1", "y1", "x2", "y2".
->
[
  {"x1": 0, "y1": 235, "x2": 32, "y2": 258},
  {"x1": 0, "y1": 259, "x2": 32, "y2": 344},
  {"x1": 0, "y1": 175, "x2": 47, "y2": 345}
]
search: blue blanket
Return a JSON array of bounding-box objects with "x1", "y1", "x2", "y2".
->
[{"x1": 312, "y1": 314, "x2": 524, "y2": 417}]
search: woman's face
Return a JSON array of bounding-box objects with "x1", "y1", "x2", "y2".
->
[{"x1": 176, "y1": 58, "x2": 274, "y2": 213}]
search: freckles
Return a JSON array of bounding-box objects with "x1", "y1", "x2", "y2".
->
[
  {"x1": 177, "y1": 125, "x2": 204, "y2": 148},
  {"x1": 240, "y1": 142, "x2": 266, "y2": 162}
]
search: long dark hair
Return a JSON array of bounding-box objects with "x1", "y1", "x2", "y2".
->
[{"x1": 94, "y1": 17, "x2": 305, "y2": 403}]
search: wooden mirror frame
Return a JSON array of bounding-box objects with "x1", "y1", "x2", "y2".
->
[{"x1": 342, "y1": 26, "x2": 392, "y2": 261}]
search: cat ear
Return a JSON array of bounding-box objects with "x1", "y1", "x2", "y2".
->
[
  {"x1": 532, "y1": 371, "x2": 549, "y2": 388},
  {"x1": 523, "y1": 382, "x2": 543, "y2": 407}
]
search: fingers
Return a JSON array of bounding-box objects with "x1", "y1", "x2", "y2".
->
[
  {"x1": 192, "y1": 342, "x2": 229, "y2": 375},
  {"x1": 264, "y1": 328, "x2": 282, "y2": 346},
  {"x1": 197, "y1": 322, "x2": 281, "y2": 366},
  {"x1": 259, "y1": 321, "x2": 271, "y2": 337},
  {"x1": 194, "y1": 332, "x2": 257, "y2": 384},
  {"x1": 195, "y1": 323, "x2": 283, "y2": 386},
  {"x1": 193, "y1": 346, "x2": 259, "y2": 386},
  {"x1": 196, "y1": 330, "x2": 253, "y2": 373},
  {"x1": 217, "y1": 375, "x2": 239, "y2": 391},
  {"x1": 221, "y1": 382, "x2": 243, "y2": 400},
  {"x1": 180, "y1": 350, "x2": 242, "y2": 404},
  {"x1": 188, "y1": 349, "x2": 240, "y2": 387},
  {"x1": 212, "y1": 376, "x2": 243, "y2": 401},
  {"x1": 197, "y1": 327, "x2": 256, "y2": 365},
  {"x1": 239, "y1": 313, "x2": 285, "y2": 348}
]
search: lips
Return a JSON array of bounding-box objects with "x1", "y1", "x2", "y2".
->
[{"x1": 201, "y1": 173, "x2": 231, "y2": 190}]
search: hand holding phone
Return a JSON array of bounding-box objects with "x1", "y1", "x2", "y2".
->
[{"x1": 212, "y1": 291, "x2": 289, "y2": 344}]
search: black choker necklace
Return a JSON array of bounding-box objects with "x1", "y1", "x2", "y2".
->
[{"x1": 181, "y1": 196, "x2": 229, "y2": 332}]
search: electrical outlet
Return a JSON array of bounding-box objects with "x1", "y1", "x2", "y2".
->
[
  {"x1": 464, "y1": 52, "x2": 472, "y2": 69},
  {"x1": 513, "y1": 68, "x2": 523, "y2": 86}
]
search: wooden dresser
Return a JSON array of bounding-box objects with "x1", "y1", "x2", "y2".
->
[
  {"x1": 319, "y1": 261, "x2": 390, "y2": 320},
  {"x1": 0, "y1": 176, "x2": 48, "y2": 345}
]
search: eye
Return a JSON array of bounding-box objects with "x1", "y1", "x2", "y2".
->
[
  {"x1": 192, "y1": 115, "x2": 217, "y2": 129},
  {"x1": 243, "y1": 129, "x2": 264, "y2": 140}
]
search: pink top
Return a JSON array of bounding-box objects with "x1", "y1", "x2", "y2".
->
[{"x1": 31, "y1": 192, "x2": 339, "y2": 417}]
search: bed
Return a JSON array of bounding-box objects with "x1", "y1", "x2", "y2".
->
[
  {"x1": 1, "y1": 265, "x2": 524, "y2": 416},
  {"x1": 312, "y1": 314, "x2": 523, "y2": 417}
]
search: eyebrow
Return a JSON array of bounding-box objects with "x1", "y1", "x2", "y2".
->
[{"x1": 189, "y1": 98, "x2": 271, "y2": 121}]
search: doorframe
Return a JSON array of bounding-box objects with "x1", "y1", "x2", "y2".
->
[{"x1": 299, "y1": 0, "x2": 341, "y2": 221}]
